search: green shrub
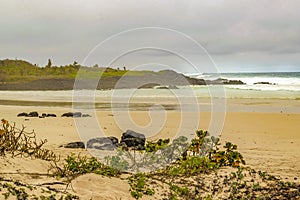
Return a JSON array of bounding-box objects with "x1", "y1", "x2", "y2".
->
[
  {"x1": 209, "y1": 142, "x2": 245, "y2": 167},
  {"x1": 167, "y1": 156, "x2": 218, "y2": 176},
  {"x1": 127, "y1": 173, "x2": 155, "y2": 199},
  {"x1": 50, "y1": 153, "x2": 119, "y2": 179},
  {"x1": 145, "y1": 138, "x2": 170, "y2": 152}
]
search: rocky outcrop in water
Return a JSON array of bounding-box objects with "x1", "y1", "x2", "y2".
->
[
  {"x1": 206, "y1": 78, "x2": 245, "y2": 85},
  {"x1": 254, "y1": 82, "x2": 275, "y2": 85}
]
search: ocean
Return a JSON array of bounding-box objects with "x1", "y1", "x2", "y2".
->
[
  {"x1": 187, "y1": 72, "x2": 300, "y2": 99},
  {"x1": 0, "y1": 72, "x2": 299, "y2": 106}
]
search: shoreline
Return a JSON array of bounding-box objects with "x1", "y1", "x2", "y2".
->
[{"x1": 0, "y1": 97, "x2": 299, "y2": 113}]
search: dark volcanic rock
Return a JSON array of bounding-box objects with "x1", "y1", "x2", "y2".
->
[
  {"x1": 226, "y1": 80, "x2": 245, "y2": 85},
  {"x1": 46, "y1": 114, "x2": 57, "y2": 117},
  {"x1": 87, "y1": 137, "x2": 119, "y2": 151},
  {"x1": 61, "y1": 141, "x2": 85, "y2": 149},
  {"x1": 107, "y1": 136, "x2": 119, "y2": 145},
  {"x1": 18, "y1": 112, "x2": 57, "y2": 118},
  {"x1": 17, "y1": 112, "x2": 28, "y2": 117},
  {"x1": 254, "y1": 82, "x2": 273, "y2": 85},
  {"x1": 121, "y1": 130, "x2": 146, "y2": 149},
  {"x1": 156, "y1": 86, "x2": 169, "y2": 89},
  {"x1": 73, "y1": 112, "x2": 82, "y2": 117},
  {"x1": 156, "y1": 85, "x2": 179, "y2": 89},
  {"x1": 61, "y1": 112, "x2": 73, "y2": 117},
  {"x1": 138, "y1": 83, "x2": 161, "y2": 89},
  {"x1": 186, "y1": 77, "x2": 206, "y2": 85},
  {"x1": 28, "y1": 111, "x2": 39, "y2": 117},
  {"x1": 206, "y1": 78, "x2": 245, "y2": 85},
  {"x1": 97, "y1": 143, "x2": 116, "y2": 150},
  {"x1": 41, "y1": 113, "x2": 56, "y2": 117},
  {"x1": 61, "y1": 112, "x2": 82, "y2": 117}
]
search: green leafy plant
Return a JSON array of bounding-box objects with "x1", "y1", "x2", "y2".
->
[
  {"x1": 127, "y1": 173, "x2": 155, "y2": 199},
  {"x1": 103, "y1": 136, "x2": 189, "y2": 172},
  {"x1": 50, "y1": 153, "x2": 119, "y2": 180},
  {"x1": 169, "y1": 183, "x2": 189, "y2": 199},
  {"x1": 167, "y1": 156, "x2": 218, "y2": 176},
  {"x1": 145, "y1": 138, "x2": 170, "y2": 152},
  {"x1": 189, "y1": 130, "x2": 219, "y2": 156},
  {"x1": 0, "y1": 177, "x2": 79, "y2": 199},
  {"x1": 104, "y1": 155, "x2": 129, "y2": 171},
  {"x1": 209, "y1": 142, "x2": 245, "y2": 167}
]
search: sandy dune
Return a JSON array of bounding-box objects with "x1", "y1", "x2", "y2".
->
[{"x1": 0, "y1": 100, "x2": 299, "y2": 198}]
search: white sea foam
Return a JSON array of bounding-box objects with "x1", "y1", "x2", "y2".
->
[
  {"x1": 225, "y1": 84, "x2": 300, "y2": 92},
  {"x1": 185, "y1": 72, "x2": 300, "y2": 92},
  {"x1": 226, "y1": 77, "x2": 300, "y2": 86}
]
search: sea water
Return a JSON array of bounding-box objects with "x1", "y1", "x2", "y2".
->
[
  {"x1": 190, "y1": 72, "x2": 300, "y2": 99},
  {"x1": 0, "y1": 72, "x2": 299, "y2": 106}
]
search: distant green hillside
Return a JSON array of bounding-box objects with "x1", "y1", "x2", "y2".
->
[
  {"x1": 0, "y1": 59, "x2": 203, "y2": 90},
  {"x1": 0, "y1": 59, "x2": 144, "y2": 83},
  {"x1": 0, "y1": 59, "x2": 244, "y2": 90}
]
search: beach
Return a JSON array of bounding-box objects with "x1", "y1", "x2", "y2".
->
[
  {"x1": 0, "y1": 83, "x2": 299, "y2": 199},
  {"x1": 0, "y1": 96, "x2": 299, "y2": 199}
]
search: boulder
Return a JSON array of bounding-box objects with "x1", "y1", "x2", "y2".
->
[
  {"x1": 73, "y1": 112, "x2": 82, "y2": 117},
  {"x1": 61, "y1": 112, "x2": 82, "y2": 117},
  {"x1": 107, "y1": 136, "x2": 119, "y2": 145},
  {"x1": 28, "y1": 111, "x2": 39, "y2": 117},
  {"x1": 96, "y1": 143, "x2": 116, "y2": 151},
  {"x1": 47, "y1": 114, "x2": 57, "y2": 117},
  {"x1": 87, "y1": 136, "x2": 119, "y2": 151},
  {"x1": 61, "y1": 112, "x2": 73, "y2": 117},
  {"x1": 61, "y1": 142, "x2": 85, "y2": 149},
  {"x1": 17, "y1": 112, "x2": 28, "y2": 117},
  {"x1": 121, "y1": 130, "x2": 146, "y2": 149}
]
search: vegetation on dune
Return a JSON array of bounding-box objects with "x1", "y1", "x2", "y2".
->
[
  {"x1": 0, "y1": 119, "x2": 58, "y2": 161},
  {"x1": 0, "y1": 177, "x2": 78, "y2": 200},
  {"x1": 0, "y1": 119, "x2": 299, "y2": 199}
]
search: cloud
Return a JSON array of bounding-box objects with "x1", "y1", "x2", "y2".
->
[{"x1": 0, "y1": 0, "x2": 300, "y2": 71}]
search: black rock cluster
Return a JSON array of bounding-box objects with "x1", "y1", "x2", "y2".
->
[
  {"x1": 61, "y1": 130, "x2": 146, "y2": 151},
  {"x1": 17, "y1": 111, "x2": 56, "y2": 118},
  {"x1": 17, "y1": 112, "x2": 91, "y2": 118}
]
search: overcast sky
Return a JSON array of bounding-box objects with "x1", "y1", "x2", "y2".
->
[{"x1": 1, "y1": 0, "x2": 300, "y2": 73}]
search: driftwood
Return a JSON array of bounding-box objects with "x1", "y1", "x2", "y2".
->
[{"x1": 0, "y1": 119, "x2": 59, "y2": 162}]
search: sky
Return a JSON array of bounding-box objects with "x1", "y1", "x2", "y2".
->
[{"x1": 1, "y1": 0, "x2": 300, "y2": 73}]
